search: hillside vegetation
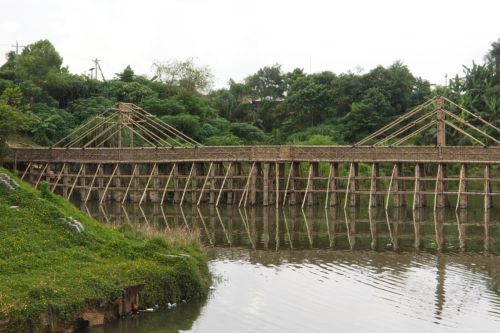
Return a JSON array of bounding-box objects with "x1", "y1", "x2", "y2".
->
[{"x1": 0, "y1": 169, "x2": 210, "y2": 331}]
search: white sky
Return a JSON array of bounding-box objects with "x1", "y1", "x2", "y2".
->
[{"x1": 0, "y1": 0, "x2": 498, "y2": 88}]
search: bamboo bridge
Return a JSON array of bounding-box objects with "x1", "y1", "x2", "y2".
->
[{"x1": 4, "y1": 96, "x2": 500, "y2": 211}]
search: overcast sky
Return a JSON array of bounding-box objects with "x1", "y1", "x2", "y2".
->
[{"x1": 0, "y1": 0, "x2": 498, "y2": 88}]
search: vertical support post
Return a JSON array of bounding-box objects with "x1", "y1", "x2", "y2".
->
[
  {"x1": 275, "y1": 162, "x2": 279, "y2": 209},
  {"x1": 61, "y1": 164, "x2": 70, "y2": 198},
  {"x1": 302, "y1": 163, "x2": 313, "y2": 209},
  {"x1": 349, "y1": 162, "x2": 359, "y2": 207},
  {"x1": 436, "y1": 96, "x2": 446, "y2": 147},
  {"x1": 435, "y1": 163, "x2": 448, "y2": 209},
  {"x1": 97, "y1": 163, "x2": 104, "y2": 202},
  {"x1": 484, "y1": 164, "x2": 492, "y2": 210},
  {"x1": 393, "y1": 163, "x2": 406, "y2": 207},
  {"x1": 197, "y1": 162, "x2": 213, "y2": 206},
  {"x1": 123, "y1": 164, "x2": 137, "y2": 204},
  {"x1": 227, "y1": 163, "x2": 234, "y2": 205},
  {"x1": 262, "y1": 163, "x2": 270, "y2": 206},
  {"x1": 329, "y1": 163, "x2": 338, "y2": 207},
  {"x1": 413, "y1": 163, "x2": 426, "y2": 209},
  {"x1": 456, "y1": 164, "x2": 468, "y2": 210},
  {"x1": 191, "y1": 163, "x2": 198, "y2": 204},
  {"x1": 80, "y1": 164, "x2": 87, "y2": 201},
  {"x1": 289, "y1": 162, "x2": 300, "y2": 205},
  {"x1": 180, "y1": 162, "x2": 194, "y2": 206},
  {"x1": 160, "y1": 163, "x2": 175, "y2": 205},
  {"x1": 369, "y1": 163, "x2": 379, "y2": 208},
  {"x1": 307, "y1": 162, "x2": 318, "y2": 206},
  {"x1": 283, "y1": 162, "x2": 293, "y2": 206},
  {"x1": 249, "y1": 163, "x2": 257, "y2": 205},
  {"x1": 209, "y1": 163, "x2": 216, "y2": 204},
  {"x1": 151, "y1": 163, "x2": 159, "y2": 203},
  {"x1": 173, "y1": 163, "x2": 180, "y2": 204}
]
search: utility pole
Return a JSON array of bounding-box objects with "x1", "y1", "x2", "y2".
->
[
  {"x1": 11, "y1": 41, "x2": 26, "y2": 55},
  {"x1": 92, "y1": 58, "x2": 106, "y2": 81}
]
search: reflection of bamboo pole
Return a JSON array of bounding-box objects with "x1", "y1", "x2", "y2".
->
[
  {"x1": 160, "y1": 163, "x2": 175, "y2": 204},
  {"x1": 179, "y1": 205, "x2": 189, "y2": 230},
  {"x1": 216, "y1": 162, "x2": 232, "y2": 206},
  {"x1": 301, "y1": 209, "x2": 313, "y2": 248},
  {"x1": 197, "y1": 162, "x2": 213, "y2": 206},
  {"x1": 68, "y1": 164, "x2": 84, "y2": 200},
  {"x1": 138, "y1": 204, "x2": 150, "y2": 229},
  {"x1": 325, "y1": 208, "x2": 333, "y2": 248},
  {"x1": 140, "y1": 163, "x2": 157, "y2": 205},
  {"x1": 51, "y1": 163, "x2": 66, "y2": 192},
  {"x1": 216, "y1": 207, "x2": 231, "y2": 245},
  {"x1": 238, "y1": 208, "x2": 255, "y2": 249},
  {"x1": 160, "y1": 205, "x2": 170, "y2": 230},
  {"x1": 197, "y1": 207, "x2": 213, "y2": 247},
  {"x1": 85, "y1": 163, "x2": 101, "y2": 203},
  {"x1": 412, "y1": 210, "x2": 420, "y2": 251},
  {"x1": 302, "y1": 164, "x2": 313, "y2": 209},
  {"x1": 455, "y1": 211, "x2": 465, "y2": 251},
  {"x1": 121, "y1": 204, "x2": 131, "y2": 225},
  {"x1": 282, "y1": 209, "x2": 293, "y2": 249},
  {"x1": 368, "y1": 208, "x2": 376, "y2": 250},
  {"x1": 180, "y1": 163, "x2": 194, "y2": 206},
  {"x1": 100, "y1": 164, "x2": 118, "y2": 205}
]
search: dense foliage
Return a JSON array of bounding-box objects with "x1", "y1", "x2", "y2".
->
[{"x1": 0, "y1": 39, "x2": 499, "y2": 149}]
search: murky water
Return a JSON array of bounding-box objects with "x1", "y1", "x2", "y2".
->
[{"x1": 86, "y1": 202, "x2": 500, "y2": 333}]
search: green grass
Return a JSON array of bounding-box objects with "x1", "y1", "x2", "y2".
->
[{"x1": 0, "y1": 168, "x2": 210, "y2": 331}]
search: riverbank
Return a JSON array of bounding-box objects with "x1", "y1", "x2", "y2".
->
[{"x1": 0, "y1": 168, "x2": 210, "y2": 332}]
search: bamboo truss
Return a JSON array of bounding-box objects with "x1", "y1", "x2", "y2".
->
[{"x1": 52, "y1": 102, "x2": 200, "y2": 148}]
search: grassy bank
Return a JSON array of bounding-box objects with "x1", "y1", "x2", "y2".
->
[{"x1": 0, "y1": 168, "x2": 210, "y2": 331}]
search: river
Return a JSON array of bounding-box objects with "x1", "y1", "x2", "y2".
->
[{"x1": 85, "y1": 202, "x2": 500, "y2": 333}]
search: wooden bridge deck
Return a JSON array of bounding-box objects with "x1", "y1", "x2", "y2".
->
[{"x1": 7, "y1": 146, "x2": 500, "y2": 164}]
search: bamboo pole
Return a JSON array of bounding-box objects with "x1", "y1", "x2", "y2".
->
[
  {"x1": 433, "y1": 164, "x2": 442, "y2": 211},
  {"x1": 21, "y1": 162, "x2": 32, "y2": 181},
  {"x1": 275, "y1": 162, "x2": 279, "y2": 209},
  {"x1": 443, "y1": 109, "x2": 500, "y2": 144},
  {"x1": 197, "y1": 162, "x2": 213, "y2": 206},
  {"x1": 243, "y1": 163, "x2": 256, "y2": 207},
  {"x1": 455, "y1": 164, "x2": 465, "y2": 211},
  {"x1": 51, "y1": 163, "x2": 66, "y2": 192},
  {"x1": 160, "y1": 163, "x2": 175, "y2": 204},
  {"x1": 180, "y1": 162, "x2": 195, "y2": 206},
  {"x1": 139, "y1": 163, "x2": 157, "y2": 205},
  {"x1": 283, "y1": 162, "x2": 293, "y2": 205},
  {"x1": 325, "y1": 163, "x2": 333, "y2": 209},
  {"x1": 238, "y1": 162, "x2": 255, "y2": 207},
  {"x1": 356, "y1": 98, "x2": 435, "y2": 145},
  {"x1": 442, "y1": 96, "x2": 500, "y2": 134},
  {"x1": 34, "y1": 163, "x2": 49, "y2": 189},
  {"x1": 122, "y1": 164, "x2": 138, "y2": 204},
  {"x1": 368, "y1": 163, "x2": 375, "y2": 208},
  {"x1": 375, "y1": 111, "x2": 437, "y2": 146},
  {"x1": 67, "y1": 164, "x2": 84, "y2": 200},
  {"x1": 85, "y1": 163, "x2": 101, "y2": 203},
  {"x1": 391, "y1": 120, "x2": 438, "y2": 146},
  {"x1": 216, "y1": 162, "x2": 232, "y2": 206},
  {"x1": 197, "y1": 207, "x2": 214, "y2": 247},
  {"x1": 385, "y1": 164, "x2": 397, "y2": 210},
  {"x1": 344, "y1": 163, "x2": 354, "y2": 210},
  {"x1": 100, "y1": 164, "x2": 119, "y2": 205},
  {"x1": 302, "y1": 164, "x2": 313, "y2": 209},
  {"x1": 444, "y1": 120, "x2": 485, "y2": 146}
]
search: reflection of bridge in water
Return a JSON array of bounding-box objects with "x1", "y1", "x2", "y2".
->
[
  {"x1": 4, "y1": 96, "x2": 500, "y2": 211},
  {"x1": 84, "y1": 202, "x2": 500, "y2": 254}
]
